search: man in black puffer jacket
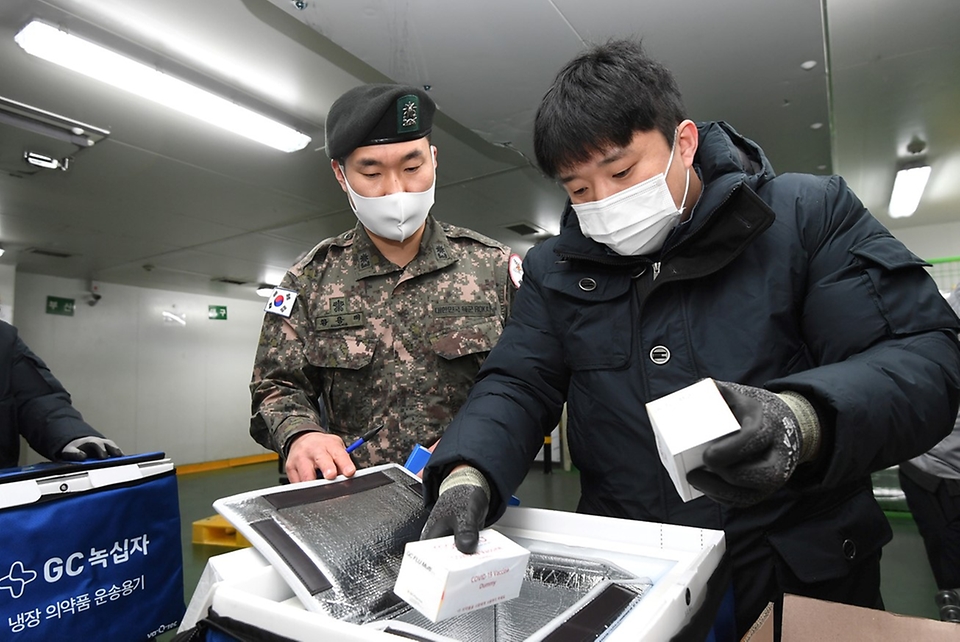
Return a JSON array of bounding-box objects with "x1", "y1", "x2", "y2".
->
[
  {"x1": 0, "y1": 320, "x2": 122, "y2": 468},
  {"x1": 421, "y1": 39, "x2": 960, "y2": 638}
]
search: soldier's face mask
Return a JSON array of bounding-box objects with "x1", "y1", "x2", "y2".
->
[
  {"x1": 572, "y1": 128, "x2": 690, "y2": 256},
  {"x1": 340, "y1": 166, "x2": 436, "y2": 242}
]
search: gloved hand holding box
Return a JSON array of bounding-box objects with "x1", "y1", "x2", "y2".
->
[
  {"x1": 394, "y1": 528, "x2": 529, "y2": 622},
  {"x1": 646, "y1": 378, "x2": 741, "y2": 502}
]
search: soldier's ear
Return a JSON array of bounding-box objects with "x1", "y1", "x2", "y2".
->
[{"x1": 331, "y1": 160, "x2": 348, "y2": 193}]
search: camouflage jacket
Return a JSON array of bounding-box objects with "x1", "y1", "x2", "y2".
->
[{"x1": 250, "y1": 215, "x2": 516, "y2": 469}]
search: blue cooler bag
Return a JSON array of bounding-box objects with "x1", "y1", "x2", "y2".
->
[{"x1": 0, "y1": 452, "x2": 184, "y2": 640}]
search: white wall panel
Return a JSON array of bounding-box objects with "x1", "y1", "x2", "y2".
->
[
  {"x1": 13, "y1": 273, "x2": 269, "y2": 466},
  {"x1": 0, "y1": 264, "x2": 15, "y2": 322},
  {"x1": 892, "y1": 221, "x2": 960, "y2": 261}
]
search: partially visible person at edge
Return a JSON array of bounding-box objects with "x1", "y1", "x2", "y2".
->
[
  {"x1": 899, "y1": 283, "x2": 960, "y2": 621},
  {"x1": 1, "y1": 319, "x2": 123, "y2": 468},
  {"x1": 420, "y1": 39, "x2": 960, "y2": 638},
  {"x1": 249, "y1": 84, "x2": 520, "y2": 483}
]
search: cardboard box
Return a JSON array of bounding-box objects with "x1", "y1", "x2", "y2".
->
[
  {"x1": 646, "y1": 379, "x2": 741, "y2": 501},
  {"x1": 781, "y1": 594, "x2": 960, "y2": 641},
  {"x1": 740, "y1": 602, "x2": 774, "y2": 642},
  {"x1": 393, "y1": 528, "x2": 530, "y2": 622}
]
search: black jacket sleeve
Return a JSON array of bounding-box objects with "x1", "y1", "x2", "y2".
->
[
  {"x1": 0, "y1": 322, "x2": 102, "y2": 465},
  {"x1": 767, "y1": 176, "x2": 960, "y2": 487}
]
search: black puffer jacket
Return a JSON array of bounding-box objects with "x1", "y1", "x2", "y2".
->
[
  {"x1": 427, "y1": 121, "x2": 960, "y2": 623},
  {"x1": 0, "y1": 321, "x2": 102, "y2": 468}
]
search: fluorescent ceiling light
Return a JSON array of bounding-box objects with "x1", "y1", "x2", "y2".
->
[
  {"x1": 14, "y1": 21, "x2": 311, "y2": 153},
  {"x1": 888, "y1": 165, "x2": 931, "y2": 218},
  {"x1": 0, "y1": 95, "x2": 109, "y2": 147},
  {"x1": 162, "y1": 310, "x2": 187, "y2": 325},
  {"x1": 256, "y1": 284, "x2": 277, "y2": 297},
  {"x1": 24, "y1": 151, "x2": 68, "y2": 171}
]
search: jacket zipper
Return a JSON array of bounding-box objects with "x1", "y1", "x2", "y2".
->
[{"x1": 635, "y1": 187, "x2": 758, "y2": 315}]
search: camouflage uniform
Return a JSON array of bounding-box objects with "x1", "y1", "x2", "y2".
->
[{"x1": 250, "y1": 215, "x2": 516, "y2": 469}]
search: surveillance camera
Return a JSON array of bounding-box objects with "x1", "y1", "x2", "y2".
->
[{"x1": 88, "y1": 293, "x2": 102, "y2": 306}]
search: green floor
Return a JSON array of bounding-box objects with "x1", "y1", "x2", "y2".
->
[{"x1": 169, "y1": 461, "x2": 941, "y2": 635}]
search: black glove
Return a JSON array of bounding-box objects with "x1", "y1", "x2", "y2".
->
[
  {"x1": 686, "y1": 381, "x2": 821, "y2": 507},
  {"x1": 59, "y1": 437, "x2": 124, "y2": 461},
  {"x1": 421, "y1": 465, "x2": 490, "y2": 554}
]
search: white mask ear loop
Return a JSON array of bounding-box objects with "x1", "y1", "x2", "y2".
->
[
  {"x1": 665, "y1": 128, "x2": 691, "y2": 215},
  {"x1": 679, "y1": 166, "x2": 691, "y2": 215},
  {"x1": 339, "y1": 163, "x2": 360, "y2": 213}
]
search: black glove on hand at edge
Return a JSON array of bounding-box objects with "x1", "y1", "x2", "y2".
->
[
  {"x1": 421, "y1": 465, "x2": 490, "y2": 554},
  {"x1": 686, "y1": 381, "x2": 822, "y2": 507},
  {"x1": 59, "y1": 436, "x2": 124, "y2": 461}
]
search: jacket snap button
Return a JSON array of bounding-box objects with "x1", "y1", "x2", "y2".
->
[
  {"x1": 650, "y1": 345, "x2": 671, "y2": 365},
  {"x1": 842, "y1": 539, "x2": 857, "y2": 560},
  {"x1": 578, "y1": 278, "x2": 597, "y2": 292}
]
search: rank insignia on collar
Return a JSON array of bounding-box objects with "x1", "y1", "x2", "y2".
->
[{"x1": 264, "y1": 288, "x2": 298, "y2": 318}]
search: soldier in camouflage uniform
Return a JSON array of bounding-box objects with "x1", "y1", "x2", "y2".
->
[{"x1": 250, "y1": 84, "x2": 520, "y2": 482}]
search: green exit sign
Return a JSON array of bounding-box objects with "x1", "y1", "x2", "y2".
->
[
  {"x1": 46, "y1": 296, "x2": 75, "y2": 316},
  {"x1": 208, "y1": 305, "x2": 228, "y2": 320}
]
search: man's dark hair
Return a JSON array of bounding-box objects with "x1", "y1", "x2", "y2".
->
[{"x1": 533, "y1": 39, "x2": 687, "y2": 178}]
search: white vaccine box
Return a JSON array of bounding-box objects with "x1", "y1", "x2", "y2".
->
[
  {"x1": 393, "y1": 528, "x2": 530, "y2": 622},
  {"x1": 646, "y1": 378, "x2": 742, "y2": 502}
]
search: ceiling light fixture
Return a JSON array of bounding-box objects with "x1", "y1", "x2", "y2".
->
[
  {"x1": 162, "y1": 310, "x2": 187, "y2": 326},
  {"x1": 14, "y1": 21, "x2": 311, "y2": 153},
  {"x1": 0, "y1": 245, "x2": 5, "y2": 258},
  {"x1": 0, "y1": 95, "x2": 109, "y2": 147},
  {"x1": 888, "y1": 165, "x2": 931, "y2": 218},
  {"x1": 24, "y1": 151, "x2": 70, "y2": 171},
  {"x1": 256, "y1": 284, "x2": 277, "y2": 297}
]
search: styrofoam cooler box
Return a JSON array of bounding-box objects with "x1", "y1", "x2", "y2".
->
[{"x1": 185, "y1": 476, "x2": 725, "y2": 641}]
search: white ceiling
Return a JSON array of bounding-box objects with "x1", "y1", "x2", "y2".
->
[{"x1": 0, "y1": 0, "x2": 956, "y2": 302}]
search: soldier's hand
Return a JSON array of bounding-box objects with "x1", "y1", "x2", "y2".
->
[
  {"x1": 285, "y1": 430, "x2": 357, "y2": 482},
  {"x1": 421, "y1": 465, "x2": 490, "y2": 554}
]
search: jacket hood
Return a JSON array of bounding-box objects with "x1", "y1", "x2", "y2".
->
[
  {"x1": 694, "y1": 121, "x2": 775, "y2": 213},
  {"x1": 552, "y1": 121, "x2": 776, "y2": 264}
]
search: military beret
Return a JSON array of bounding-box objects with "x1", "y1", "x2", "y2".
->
[{"x1": 324, "y1": 84, "x2": 436, "y2": 160}]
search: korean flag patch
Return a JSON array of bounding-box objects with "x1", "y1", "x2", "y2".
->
[{"x1": 264, "y1": 288, "x2": 298, "y2": 318}]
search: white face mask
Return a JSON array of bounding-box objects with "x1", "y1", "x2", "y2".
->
[
  {"x1": 572, "y1": 131, "x2": 690, "y2": 256},
  {"x1": 341, "y1": 166, "x2": 436, "y2": 242}
]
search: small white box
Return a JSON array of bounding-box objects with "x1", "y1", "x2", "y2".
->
[
  {"x1": 393, "y1": 528, "x2": 530, "y2": 622},
  {"x1": 646, "y1": 379, "x2": 741, "y2": 502}
]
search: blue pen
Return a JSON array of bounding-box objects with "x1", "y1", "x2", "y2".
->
[{"x1": 345, "y1": 424, "x2": 385, "y2": 454}]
